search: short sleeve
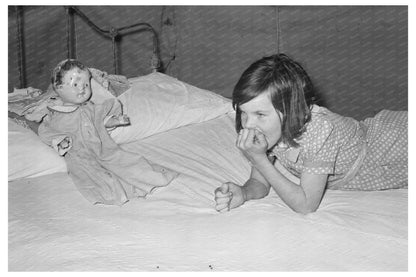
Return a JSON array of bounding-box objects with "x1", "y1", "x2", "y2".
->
[{"x1": 301, "y1": 119, "x2": 338, "y2": 175}]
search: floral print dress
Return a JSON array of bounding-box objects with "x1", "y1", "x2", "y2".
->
[{"x1": 270, "y1": 105, "x2": 407, "y2": 190}]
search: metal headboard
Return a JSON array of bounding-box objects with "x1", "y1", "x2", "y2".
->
[{"x1": 14, "y1": 6, "x2": 162, "y2": 88}]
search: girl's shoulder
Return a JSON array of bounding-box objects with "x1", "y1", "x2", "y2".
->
[
  {"x1": 308, "y1": 104, "x2": 354, "y2": 128},
  {"x1": 301, "y1": 105, "x2": 358, "y2": 146},
  {"x1": 307, "y1": 105, "x2": 336, "y2": 130}
]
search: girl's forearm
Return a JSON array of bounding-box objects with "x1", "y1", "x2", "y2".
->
[
  {"x1": 241, "y1": 178, "x2": 270, "y2": 201},
  {"x1": 253, "y1": 156, "x2": 310, "y2": 214}
]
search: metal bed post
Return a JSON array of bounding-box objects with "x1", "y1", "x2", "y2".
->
[
  {"x1": 15, "y1": 6, "x2": 25, "y2": 88},
  {"x1": 66, "y1": 6, "x2": 161, "y2": 74},
  {"x1": 65, "y1": 6, "x2": 76, "y2": 59}
]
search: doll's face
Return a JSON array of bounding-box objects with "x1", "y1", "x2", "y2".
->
[{"x1": 56, "y1": 68, "x2": 92, "y2": 105}]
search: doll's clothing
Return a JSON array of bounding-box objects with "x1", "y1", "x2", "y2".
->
[{"x1": 38, "y1": 99, "x2": 177, "y2": 205}]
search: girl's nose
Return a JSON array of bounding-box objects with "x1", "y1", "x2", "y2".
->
[{"x1": 244, "y1": 116, "x2": 256, "y2": 129}]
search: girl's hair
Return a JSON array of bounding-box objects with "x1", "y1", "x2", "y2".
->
[
  {"x1": 233, "y1": 53, "x2": 316, "y2": 147},
  {"x1": 51, "y1": 59, "x2": 89, "y2": 90}
]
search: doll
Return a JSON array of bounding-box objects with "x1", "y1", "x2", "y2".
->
[{"x1": 38, "y1": 59, "x2": 178, "y2": 205}]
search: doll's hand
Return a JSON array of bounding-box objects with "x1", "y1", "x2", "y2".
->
[
  {"x1": 105, "y1": 115, "x2": 130, "y2": 128},
  {"x1": 116, "y1": 114, "x2": 130, "y2": 126},
  {"x1": 236, "y1": 128, "x2": 268, "y2": 164},
  {"x1": 57, "y1": 137, "x2": 72, "y2": 155},
  {"x1": 58, "y1": 137, "x2": 71, "y2": 149},
  {"x1": 214, "y1": 182, "x2": 246, "y2": 212}
]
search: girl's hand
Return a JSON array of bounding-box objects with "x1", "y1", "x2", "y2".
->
[
  {"x1": 214, "y1": 182, "x2": 246, "y2": 212},
  {"x1": 236, "y1": 128, "x2": 268, "y2": 164}
]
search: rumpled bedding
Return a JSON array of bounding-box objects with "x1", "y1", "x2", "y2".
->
[{"x1": 8, "y1": 113, "x2": 408, "y2": 271}]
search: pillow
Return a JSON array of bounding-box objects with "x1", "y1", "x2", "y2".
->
[
  {"x1": 90, "y1": 78, "x2": 117, "y2": 103},
  {"x1": 8, "y1": 118, "x2": 67, "y2": 181},
  {"x1": 110, "y1": 72, "x2": 233, "y2": 144}
]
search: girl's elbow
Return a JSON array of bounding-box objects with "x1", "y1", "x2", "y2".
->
[
  {"x1": 292, "y1": 203, "x2": 319, "y2": 214},
  {"x1": 297, "y1": 208, "x2": 318, "y2": 215}
]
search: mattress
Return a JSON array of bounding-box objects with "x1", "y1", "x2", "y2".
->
[{"x1": 8, "y1": 113, "x2": 408, "y2": 271}]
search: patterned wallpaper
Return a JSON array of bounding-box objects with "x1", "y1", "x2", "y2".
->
[{"x1": 8, "y1": 6, "x2": 407, "y2": 120}]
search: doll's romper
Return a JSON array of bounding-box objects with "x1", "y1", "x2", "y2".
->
[
  {"x1": 38, "y1": 99, "x2": 177, "y2": 205},
  {"x1": 270, "y1": 105, "x2": 407, "y2": 190}
]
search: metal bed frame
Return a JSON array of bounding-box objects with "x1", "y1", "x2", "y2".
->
[{"x1": 14, "y1": 6, "x2": 161, "y2": 88}]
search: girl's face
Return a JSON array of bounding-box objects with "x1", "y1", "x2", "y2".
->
[
  {"x1": 56, "y1": 68, "x2": 92, "y2": 105},
  {"x1": 239, "y1": 91, "x2": 283, "y2": 150}
]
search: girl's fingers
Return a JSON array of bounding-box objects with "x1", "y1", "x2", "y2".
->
[
  {"x1": 215, "y1": 183, "x2": 229, "y2": 197},
  {"x1": 238, "y1": 128, "x2": 251, "y2": 149},
  {"x1": 215, "y1": 203, "x2": 229, "y2": 212},
  {"x1": 245, "y1": 129, "x2": 256, "y2": 147},
  {"x1": 236, "y1": 129, "x2": 242, "y2": 147},
  {"x1": 254, "y1": 129, "x2": 267, "y2": 146},
  {"x1": 215, "y1": 192, "x2": 233, "y2": 203}
]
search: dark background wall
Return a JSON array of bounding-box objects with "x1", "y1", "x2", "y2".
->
[{"x1": 8, "y1": 5, "x2": 407, "y2": 120}]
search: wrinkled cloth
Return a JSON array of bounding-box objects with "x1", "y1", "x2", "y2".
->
[
  {"x1": 8, "y1": 85, "x2": 61, "y2": 122},
  {"x1": 89, "y1": 68, "x2": 131, "y2": 97},
  {"x1": 38, "y1": 99, "x2": 178, "y2": 205},
  {"x1": 270, "y1": 105, "x2": 407, "y2": 190}
]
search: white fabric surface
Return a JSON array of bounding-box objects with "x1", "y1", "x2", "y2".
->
[
  {"x1": 8, "y1": 113, "x2": 408, "y2": 271},
  {"x1": 8, "y1": 118, "x2": 67, "y2": 181},
  {"x1": 110, "y1": 72, "x2": 233, "y2": 144}
]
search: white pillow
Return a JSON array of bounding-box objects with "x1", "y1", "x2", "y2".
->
[
  {"x1": 110, "y1": 72, "x2": 233, "y2": 144},
  {"x1": 8, "y1": 119, "x2": 67, "y2": 181},
  {"x1": 90, "y1": 78, "x2": 116, "y2": 103}
]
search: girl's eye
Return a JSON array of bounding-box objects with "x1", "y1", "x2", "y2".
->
[{"x1": 257, "y1": 113, "x2": 265, "y2": 118}]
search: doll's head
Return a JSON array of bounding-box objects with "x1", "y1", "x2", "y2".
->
[{"x1": 51, "y1": 59, "x2": 92, "y2": 105}]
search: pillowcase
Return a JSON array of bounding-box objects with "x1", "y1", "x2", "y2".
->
[
  {"x1": 8, "y1": 118, "x2": 67, "y2": 181},
  {"x1": 90, "y1": 78, "x2": 117, "y2": 103},
  {"x1": 110, "y1": 72, "x2": 233, "y2": 144}
]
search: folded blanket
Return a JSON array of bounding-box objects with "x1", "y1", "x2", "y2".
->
[{"x1": 8, "y1": 86, "x2": 61, "y2": 122}]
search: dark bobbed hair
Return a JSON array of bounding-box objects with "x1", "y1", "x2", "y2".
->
[
  {"x1": 51, "y1": 59, "x2": 89, "y2": 91},
  {"x1": 233, "y1": 53, "x2": 316, "y2": 147}
]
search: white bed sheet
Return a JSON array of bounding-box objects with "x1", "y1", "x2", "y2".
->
[{"x1": 8, "y1": 113, "x2": 408, "y2": 271}]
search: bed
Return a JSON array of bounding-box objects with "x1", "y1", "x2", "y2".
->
[
  {"x1": 8, "y1": 7, "x2": 407, "y2": 272},
  {"x1": 8, "y1": 71, "x2": 408, "y2": 271}
]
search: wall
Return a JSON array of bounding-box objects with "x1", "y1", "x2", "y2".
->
[{"x1": 8, "y1": 5, "x2": 407, "y2": 120}]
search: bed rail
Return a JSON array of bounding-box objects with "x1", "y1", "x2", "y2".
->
[{"x1": 14, "y1": 6, "x2": 161, "y2": 89}]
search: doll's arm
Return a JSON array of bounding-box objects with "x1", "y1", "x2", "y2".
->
[
  {"x1": 38, "y1": 115, "x2": 73, "y2": 156},
  {"x1": 104, "y1": 114, "x2": 130, "y2": 129},
  {"x1": 100, "y1": 99, "x2": 130, "y2": 129}
]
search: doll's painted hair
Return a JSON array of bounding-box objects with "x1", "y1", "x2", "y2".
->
[
  {"x1": 233, "y1": 53, "x2": 316, "y2": 147},
  {"x1": 51, "y1": 59, "x2": 90, "y2": 91}
]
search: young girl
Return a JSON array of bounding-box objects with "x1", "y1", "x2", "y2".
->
[
  {"x1": 38, "y1": 59, "x2": 178, "y2": 206},
  {"x1": 214, "y1": 53, "x2": 407, "y2": 214}
]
